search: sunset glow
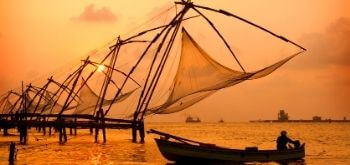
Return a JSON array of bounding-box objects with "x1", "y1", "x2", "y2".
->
[
  {"x1": 0, "y1": 1, "x2": 350, "y2": 164},
  {"x1": 0, "y1": 0, "x2": 349, "y2": 121},
  {"x1": 97, "y1": 64, "x2": 105, "y2": 72}
]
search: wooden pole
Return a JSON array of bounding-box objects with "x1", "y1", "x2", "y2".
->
[
  {"x1": 70, "y1": 127, "x2": 73, "y2": 135},
  {"x1": 148, "y1": 129, "x2": 212, "y2": 146},
  {"x1": 139, "y1": 5, "x2": 189, "y2": 120},
  {"x1": 39, "y1": 75, "x2": 78, "y2": 114},
  {"x1": 134, "y1": 19, "x2": 179, "y2": 118},
  {"x1": 23, "y1": 122, "x2": 27, "y2": 145},
  {"x1": 131, "y1": 121, "x2": 137, "y2": 143},
  {"x1": 3, "y1": 126, "x2": 8, "y2": 136},
  {"x1": 94, "y1": 109, "x2": 100, "y2": 143},
  {"x1": 133, "y1": 5, "x2": 191, "y2": 119},
  {"x1": 139, "y1": 121, "x2": 145, "y2": 143},
  {"x1": 74, "y1": 116, "x2": 77, "y2": 136},
  {"x1": 58, "y1": 119, "x2": 63, "y2": 144},
  {"x1": 6, "y1": 92, "x2": 22, "y2": 114},
  {"x1": 58, "y1": 59, "x2": 89, "y2": 116},
  {"x1": 95, "y1": 39, "x2": 119, "y2": 116},
  {"x1": 8, "y1": 142, "x2": 16, "y2": 164},
  {"x1": 63, "y1": 126, "x2": 67, "y2": 143},
  {"x1": 30, "y1": 79, "x2": 52, "y2": 115},
  {"x1": 59, "y1": 127, "x2": 62, "y2": 143},
  {"x1": 43, "y1": 126, "x2": 46, "y2": 136},
  {"x1": 101, "y1": 110, "x2": 106, "y2": 143},
  {"x1": 49, "y1": 126, "x2": 52, "y2": 136},
  {"x1": 104, "y1": 7, "x2": 188, "y2": 116},
  {"x1": 43, "y1": 116, "x2": 46, "y2": 136}
]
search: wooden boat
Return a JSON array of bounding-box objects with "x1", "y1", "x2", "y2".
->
[{"x1": 149, "y1": 129, "x2": 305, "y2": 163}]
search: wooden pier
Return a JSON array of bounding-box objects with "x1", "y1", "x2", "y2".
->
[{"x1": 0, "y1": 112, "x2": 145, "y2": 144}]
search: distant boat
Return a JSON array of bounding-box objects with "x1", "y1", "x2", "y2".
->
[
  {"x1": 149, "y1": 129, "x2": 305, "y2": 163},
  {"x1": 219, "y1": 119, "x2": 224, "y2": 123},
  {"x1": 185, "y1": 116, "x2": 201, "y2": 123}
]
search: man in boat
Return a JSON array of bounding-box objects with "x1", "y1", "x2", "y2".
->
[{"x1": 276, "y1": 130, "x2": 296, "y2": 150}]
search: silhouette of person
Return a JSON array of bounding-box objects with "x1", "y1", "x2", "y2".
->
[{"x1": 276, "y1": 130, "x2": 294, "y2": 150}]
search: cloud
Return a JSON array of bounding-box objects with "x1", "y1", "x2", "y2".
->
[
  {"x1": 296, "y1": 17, "x2": 350, "y2": 69},
  {"x1": 287, "y1": 17, "x2": 350, "y2": 89},
  {"x1": 72, "y1": 4, "x2": 117, "y2": 23}
]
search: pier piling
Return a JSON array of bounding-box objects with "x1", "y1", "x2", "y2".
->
[{"x1": 8, "y1": 142, "x2": 16, "y2": 164}]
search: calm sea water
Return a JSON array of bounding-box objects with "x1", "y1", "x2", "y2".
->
[{"x1": 0, "y1": 122, "x2": 349, "y2": 165}]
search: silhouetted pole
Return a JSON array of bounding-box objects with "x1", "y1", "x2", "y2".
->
[
  {"x1": 43, "y1": 126, "x2": 46, "y2": 136},
  {"x1": 139, "y1": 121, "x2": 145, "y2": 143},
  {"x1": 70, "y1": 127, "x2": 73, "y2": 135},
  {"x1": 95, "y1": 109, "x2": 100, "y2": 143},
  {"x1": 8, "y1": 142, "x2": 16, "y2": 164},
  {"x1": 19, "y1": 115, "x2": 28, "y2": 145},
  {"x1": 59, "y1": 128, "x2": 62, "y2": 143},
  {"x1": 3, "y1": 126, "x2": 8, "y2": 136},
  {"x1": 101, "y1": 109, "x2": 107, "y2": 143},
  {"x1": 63, "y1": 126, "x2": 67, "y2": 143},
  {"x1": 43, "y1": 117, "x2": 46, "y2": 136},
  {"x1": 131, "y1": 121, "x2": 137, "y2": 143},
  {"x1": 74, "y1": 116, "x2": 77, "y2": 136},
  {"x1": 58, "y1": 118, "x2": 63, "y2": 144}
]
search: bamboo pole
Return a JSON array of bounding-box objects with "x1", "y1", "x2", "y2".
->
[
  {"x1": 134, "y1": 18, "x2": 180, "y2": 118},
  {"x1": 45, "y1": 71, "x2": 82, "y2": 114},
  {"x1": 134, "y1": 5, "x2": 190, "y2": 121},
  {"x1": 29, "y1": 79, "x2": 52, "y2": 118},
  {"x1": 86, "y1": 61, "x2": 141, "y2": 87},
  {"x1": 94, "y1": 108, "x2": 100, "y2": 143},
  {"x1": 96, "y1": 38, "x2": 120, "y2": 117},
  {"x1": 101, "y1": 109, "x2": 106, "y2": 143},
  {"x1": 58, "y1": 58, "x2": 90, "y2": 116},
  {"x1": 104, "y1": 6, "x2": 188, "y2": 117},
  {"x1": 139, "y1": 5, "x2": 189, "y2": 120},
  {"x1": 74, "y1": 116, "x2": 77, "y2": 136}
]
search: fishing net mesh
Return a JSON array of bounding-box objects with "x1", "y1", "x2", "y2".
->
[
  {"x1": 147, "y1": 28, "x2": 300, "y2": 114},
  {"x1": 74, "y1": 81, "x2": 136, "y2": 115}
]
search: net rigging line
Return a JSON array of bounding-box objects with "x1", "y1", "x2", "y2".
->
[
  {"x1": 189, "y1": 3, "x2": 306, "y2": 51},
  {"x1": 120, "y1": 4, "x2": 176, "y2": 39},
  {"x1": 149, "y1": 36, "x2": 181, "y2": 107}
]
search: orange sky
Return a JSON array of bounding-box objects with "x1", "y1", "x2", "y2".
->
[{"x1": 0, "y1": 0, "x2": 349, "y2": 121}]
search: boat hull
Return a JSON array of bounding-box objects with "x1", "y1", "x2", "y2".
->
[{"x1": 155, "y1": 138, "x2": 305, "y2": 163}]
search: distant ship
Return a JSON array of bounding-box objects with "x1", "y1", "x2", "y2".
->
[
  {"x1": 219, "y1": 119, "x2": 224, "y2": 123},
  {"x1": 250, "y1": 110, "x2": 350, "y2": 123},
  {"x1": 185, "y1": 116, "x2": 201, "y2": 123}
]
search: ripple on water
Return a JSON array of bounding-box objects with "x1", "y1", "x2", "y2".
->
[{"x1": 0, "y1": 123, "x2": 349, "y2": 164}]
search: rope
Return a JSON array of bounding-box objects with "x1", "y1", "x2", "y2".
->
[
  {"x1": 150, "y1": 37, "x2": 181, "y2": 106},
  {"x1": 120, "y1": 4, "x2": 175, "y2": 39}
]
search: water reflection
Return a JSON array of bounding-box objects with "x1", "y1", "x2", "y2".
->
[
  {"x1": 130, "y1": 144, "x2": 146, "y2": 162},
  {"x1": 1, "y1": 123, "x2": 349, "y2": 164}
]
